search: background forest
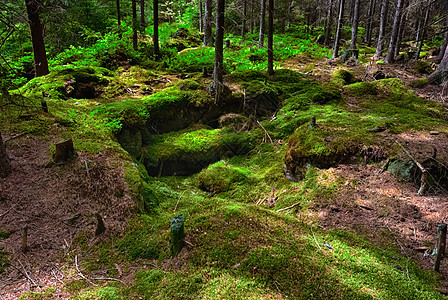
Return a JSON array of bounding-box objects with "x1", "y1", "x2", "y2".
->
[{"x1": 2, "y1": 0, "x2": 448, "y2": 299}]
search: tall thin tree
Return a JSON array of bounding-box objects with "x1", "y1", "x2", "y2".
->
[
  {"x1": 25, "y1": 0, "x2": 49, "y2": 77},
  {"x1": 140, "y1": 0, "x2": 146, "y2": 32},
  {"x1": 332, "y1": 0, "x2": 345, "y2": 58},
  {"x1": 436, "y1": 17, "x2": 448, "y2": 64},
  {"x1": 204, "y1": 0, "x2": 213, "y2": 46},
  {"x1": 132, "y1": 0, "x2": 138, "y2": 50},
  {"x1": 375, "y1": 0, "x2": 389, "y2": 57},
  {"x1": 384, "y1": 0, "x2": 404, "y2": 63},
  {"x1": 214, "y1": 0, "x2": 225, "y2": 101},
  {"x1": 350, "y1": 0, "x2": 360, "y2": 49},
  {"x1": 153, "y1": 0, "x2": 160, "y2": 59},
  {"x1": 324, "y1": 0, "x2": 334, "y2": 46},
  {"x1": 267, "y1": 0, "x2": 274, "y2": 75},
  {"x1": 241, "y1": 0, "x2": 247, "y2": 39},
  {"x1": 199, "y1": 0, "x2": 203, "y2": 32},
  {"x1": 416, "y1": 0, "x2": 431, "y2": 59},
  {"x1": 258, "y1": 0, "x2": 267, "y2": 48},
  {"x1": 364, "y1": 0, "x2": 375, "y2": 46}
]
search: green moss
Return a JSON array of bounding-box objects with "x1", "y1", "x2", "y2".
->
[
  {"x1": 175, "y1": 79, "x2": 201, "y2": 90},
  {"x1": 0, "y1": 248, "x2": 9, "y2": 273},
  {"x1": 74, "y1": 286, "x2": 123, "y2": 300},
  {"x1": 19, "y1": 287, "x2": 56, "y2": 300},
  {"x1": 0, "y1": 228, "x2": 10, "y2": 239},
  {"x1": 198, "y1": 161, "x2": 253, "y2": 194},
  {"x1": 345, "y1": 81, "x2": 378, "y2": 96},
  {"x1": 334, "y1": 69, "x2": 356, "y2": 85},
  {"x1": 412, "y1": 60, "x2": 433, "y2": 74},
  {"x1": 410, "y1": 78, "x2": 429, "y2": 88}
]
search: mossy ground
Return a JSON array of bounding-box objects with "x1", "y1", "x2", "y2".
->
[{"x1": 3, "y1": 30, "x2": 448, "y2": 299}]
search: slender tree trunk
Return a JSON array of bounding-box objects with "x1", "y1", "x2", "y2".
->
[
  {"x1": 140, "y1": 0, "x2": 145, "y2": 32},
  {"x1": 436, "y1": 18, "x2": 448, "y2": 64},
  {"x1": 132, "y1": 0, "x2": 138, "y2": 50},
  {"x1": 428, "y1": 44, "x2": 448, "y2": 84},
  {"x1": 350, "y1": 0, "x2": 360, "y2": 49},
  {"x1": 394, "y1": 10, "x2": 406, "y2": 57},
  {"x1": 214, "y1": 0, "x2": 225, "y2": 101},
  {"x1": 204, "y1": 0, "x2": 213, "y2": 46},
  {"x1": 250, "y1": 0, "x2": 254, "y2": 33},
  {"x1": 0, "y1": 130, "x2": 11, "y2": 178},
  {"x1": 324, "y1": 0, "x2": 334, "y2": 46},
  {"x1": 267, "y1": 0, "x2": 274, "y2": 75},
  {"x1": 153, "y1": 0, "x2": 160, "y2": 59},
  {"x1": 199, "y1": 0, "x2": 203, "y2": 32},
  {"x1": 332, "y1": 0, "x2": 345, "y2": 58},
  {"x1": 117, "y1": 0, "x2": 121, "y2": 26},
  {"x1": 25, "y1": 0, "x2": 49, "y2": 77},
  {"x1": 375, "y1": 0, "x2": 388, "y2": 57},
  {"x1": 365, "y1": 0, "x2": 375, "y2": 46},
  {"x1": 416, "y1": 1, "x2": 430, "y2": 60},
  {"x1": 241, "y1": 0, "x2": 247, "y2": 38},
  {"x1": 384, "y1": 0, "x2": 404, "y2": 63},
  {"x1": 258, "y1": 0, "x2": 266, "y2": 48}
]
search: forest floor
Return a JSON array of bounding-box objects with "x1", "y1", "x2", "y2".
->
[{"x1": 2, "y1": 51, "x2": 448, "y2": 299}]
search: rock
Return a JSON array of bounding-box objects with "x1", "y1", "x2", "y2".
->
[
  {"x1": 373, "y1": 70, "x2": 386, "y2": 80},
  {"x1": 430, "y1": 131, "x2": 440, "y2": 135}
]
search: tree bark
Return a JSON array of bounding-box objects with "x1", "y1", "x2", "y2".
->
[
  {"x1": 0, "y1": 130, "x2": 11, "y2": 178},
  {"x1": 416, "y1": 1, "x2": 430, "y2": 60},
  {"x1": 375, "y1": 0, "x2": 388, "y2": 57},
  {"x1": 365, "y1": 0, "x2": 375, "y2": 46},
  {"x1": 241, "y1": 0, "x2": 247, "y2": 39},
  {"x1": 258, "y1": 0, "x2": 266, "y2": 48},
  {"x1": 214, "y1": 0, "x2": 225, "y2": 101},
  {"x1": 436, "y1": 17, "x2": 448, "y2": 64},
  {"x1": 384, "y1": 0, "x2": 404, "y2": 63},
  {"x1": 267, "y1": 0, "x2": 274, "y2": 75},
  {"x1": 204, "y1": 0, "x2": 213, "y2": 46},
  {"x1": 140, "y1": 0, "x2": 146, "y2": 32},
  {"x1": 116, "y1": 0, "x2": 121, "y2": 26},
  {"x1": 332, "y1": 0, "x2": 345, "y2": 59},
  {"x1": 153, "y1": 0, "x2": 160, "y2": 59},
  {"x1": 199, "y1": 0, "x2": 203, "y2": 32},
  {"x1": 132, "y1": 0, "x2": 138, "y2": 50},
  {"x1": 428, "y1": 44, "x2": 448, "y2": 84},
  {"x1": 350, "y1": 0, "x2": 360, "y2": 49},
  {"x1": 394, "y1": 8, "x2": 406, "y2": 58},
  {"x1": 324, "y1": 0, "x2": 334, "y2": 46},
  {"x1": 25, "y1": 0, "x2": 49, "y2": 77}
]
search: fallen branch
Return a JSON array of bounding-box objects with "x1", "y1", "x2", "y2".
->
[
  {"x1": 18, "y1": 260, "x2": 38, "y2": 287},
  {"x1": 276, "y1": 202, "x2": 301, "y2": 213},
  {"x1": 395, "y1": 141, "x2": 428, "y2": 195},
  {"x1": 256, "y1": 120, "x2": 274, "y2": 145},
  {"x1": 173, "y1": 190, "x2": 186, "y2": 212},
  {"x1": 75, "y1": 255, "x2": 97, "y2": 286},
  {"x1": 90, "y1": 277, "x2": 125, "y2": 284},
  {"x1": 311, "y1": 228, "x2": 322, "y2": 250}
]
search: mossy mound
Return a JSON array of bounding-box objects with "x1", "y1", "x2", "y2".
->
[
  {"x1": 22, "y1": 66, "x2": 113, "y2": 99},
  {"x1": 142, "y1": 128, "x2": 260, "y2": 176},
  {"x1": 345, "y1": 81, "x2": 377, "y2": 96},
  {"x1": 198, "y1": 161, "x2": 253, "y2": 194},
  {"x1": 412, "y1": 60, "x2": 433, "y2": 75},
  {"x1": 409, "y1": 78, "x2": 429, "y2": 88},
  {"x1": 334, "y1": 69, "x2": 356, "y2": 85}
]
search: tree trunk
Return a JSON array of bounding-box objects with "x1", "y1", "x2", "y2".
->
[
  {"x1": 241, "y1": 0, "x2": 247, "y2": 39},
  {"x1": 428, "y1": 44, "x2": 448, "y2": 84},
  {"x1": 153, "y1": 0, "x2": 160, "y2": 59},
  {"x1": 384, "y1": 0, "x2": 404, "y2": 63},
  {"x1": 258, "y1": 0, "x2": 266, "y2": 48},
  {"x1": 350, "y1": 0, "x2": 360, "y2": 49},
  {"x1": 199, "y1": 0, "x2": 203, "y2": 32},
  {"x1": 416, "y1": 1, "x2": 430, "y2": 60},
  {"x1": 394, "y1": 9, "x2": 406, "y2": 58},
  {"x1": 214, "y1": 0, "x2": 225, "y2": 100},
  {"x1": 324, "y1": 0, "x2": 334, "y2": 46},
  {"x1": 116, "y1": 0, "x2": 121, "y2": 26},
  {"x1": 375, "y1": 0, "x2": 388, "y2": 57},
  {"x1": 365, "y1": 0, "x2": 375, "y2": 46},
  {"x1": 436, "y1": 17, "x2": 448, "y2": 64},
  {"x1": 132, "y1": 0, "x2": 138, "y2": 50},
  {"x1": 140, "y1": 0, "x2": 146, "y2": 32},
  {"x1": 204, "y1": 0, "x2": 213, "y2": 46},
  {"x1": 25, "y1": 0, "x2": 49, "y2": 77},
  {"x1": 267, "y1": 0, "x2": 274, "y2": 75},
  {"x1": 332, "y1": 0, "x2": 345, "y2": 59},
  {"x1": 0, "y1": 130, "x2": 11, "y2": 178}
]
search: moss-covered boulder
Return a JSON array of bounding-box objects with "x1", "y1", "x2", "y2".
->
[
  {"x1": 198, "y1": 161, "x2": 252, "y2": 194},
  {"x1": 333, "y1": 69, "x2": 356, "y2": 85}
]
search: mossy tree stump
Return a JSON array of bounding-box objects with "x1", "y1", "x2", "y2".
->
[{"x1": 54, "y1": 138, "x2": 75, "y2": 164}]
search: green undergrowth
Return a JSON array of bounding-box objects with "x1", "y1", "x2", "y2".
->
[{"x1": 18, "y1": 287, "x2": 56, "y2": 300}]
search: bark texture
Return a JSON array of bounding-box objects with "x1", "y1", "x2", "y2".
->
[
  {"x1": 428, "y1": 44, "x2": 448, "y2": 84},
  {"x1": 132, "y1": 0, "x2": 138, "y2": 50},
  {"x1": 258, "y1": 0, "x2": 266, "y2": 48},
  {"x1": 384, "y1": 0, "x2": 404, "y2": 63},
  {"x1": 153, "y1": 0, "x2": 160, "y2": 59},
  {"x1": 375, "y1": 0, "x2": 388, "y2": 57},
  {"x1": 324, "y1": 0, "x2": 334, "y2": 46},
  {"x1": 350, "y1": 0, "x2": 360, "y2": 49},
  {"x1": 332, "y1": 0, "x2": 345, "y2": 58},
  {"x1": 140, "y1": 0, "x2": 145, "y2": 32},
  {"x1": 25, "y1": 0, "x2": 49, "y2": 77},
  {"x1": 204, "y1": 0, "x2": 213, "y2": 46},
  {"x1": 267, "y1": 0, "x2": 274, "y2": 75},
  {"x1": 0, "y1": 130, "x2": 11, "y2": 178},
  {"x1": 214, "y1": 0, "x2": 225, "y2": 100}
]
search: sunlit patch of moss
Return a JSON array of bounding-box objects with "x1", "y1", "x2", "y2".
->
[
  {"x1": 73, "y1": 286, "x2": 123, "y2": 300},
  {"x1": 345, "y1": 81, "x2": 378, "y2": 96},
  {"x1": 18, "y1": 287, "x2": 56, "y2": 300},
  {"x1": 198, "y1": 161, "x2": 253, "y2": 194}
]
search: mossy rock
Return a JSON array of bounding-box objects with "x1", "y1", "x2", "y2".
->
[
  {"x1": 412, "y1": 60, "x2": 433, "y2": 75},
  {"x1": 345, "y1": 81, "x2": 378, "y2": 96},
  {"x1": 409, "y1": 78, "x2": 428, "y2": 88},
  {"x1": 176, "y1": 79, "x2": 201, "y2": 91},
  {"x1": 334, "y1": 69, "x2": 356, "y2": 85},
  {"x1": 198, "y1": 161, "x2": 252, "y2": 194}
]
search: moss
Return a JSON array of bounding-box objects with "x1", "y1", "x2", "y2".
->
[
  {"x1": 0, "y1": 228, "x2": 10, "y2": 239},
  {"x1": 230, "y1": 69, "x2": 267, "y2": 82},
  {"x1": 334, "y1": 69, "x2": 356, "y2": 85},
  {"x1": 198, "y1": 161, "x2": 253, "y2": 194},
  {"x1": 74, "y1": 286, "x2": 123, "y2": 300},
  {"x1": 410, "y1": 78, "x2": 429, "y2": 88},
  {"x1": 0, "y1": 248, "x2": 9, "y2": 273},
  {"x1": 345, "y1": 81, "x2": 378, "y2": 96},
  {"x1": 19, "y1": 287, "x2": 56, "y2": 300},
  {"x1": 412, "y1": 60, "x2": 433, "y2": 74},
  {"x1": 175, "y1": 79, "x2": 201, "y2": 91}
]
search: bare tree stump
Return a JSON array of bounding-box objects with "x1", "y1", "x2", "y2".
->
[
  {"x1": 95, "y1": 212, "x2": 106, "y2": 236},
  {"x1": 434, "y1": 223, "x2": 447, "y2": 272},
  {"x1": 41, "y1": 99, "x2": 48, "y2": 113},
  {"x1": 54, "y1": 139, "x2": 75, "y2": 164},
  {"x1": 21, "y1": 225, "x2": 28, "y2": 253}
]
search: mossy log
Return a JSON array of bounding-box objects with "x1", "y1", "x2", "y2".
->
[{"x1": 54, "y1": 138, "x2": 75, "y2": 164}]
